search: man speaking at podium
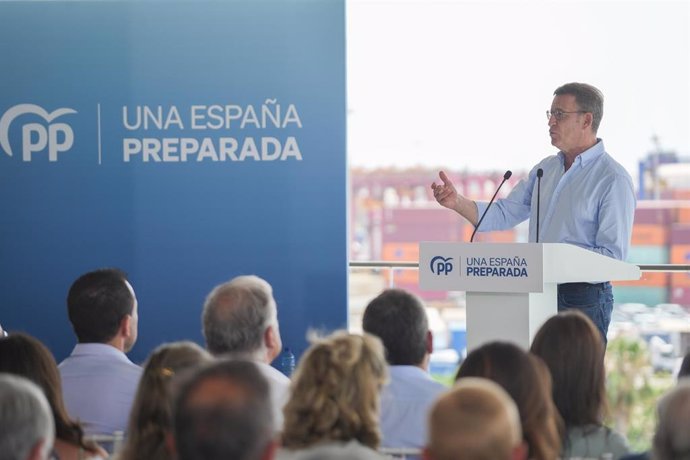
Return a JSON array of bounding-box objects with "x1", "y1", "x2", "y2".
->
[{"x1": 431, "y1": 82, "x2": 635, "y2": 341}]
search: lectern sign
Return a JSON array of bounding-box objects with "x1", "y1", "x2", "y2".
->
[{"x1": 419, "y1": 242, "x2": 544, "y2": 293}]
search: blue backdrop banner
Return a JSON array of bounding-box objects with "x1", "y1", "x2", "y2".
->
[{"x1": 0, "y1": 0, "x2": 347, "y2": 364}]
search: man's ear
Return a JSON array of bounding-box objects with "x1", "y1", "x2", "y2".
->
[
  {"x1": 26, "y1": 439, "x2": 50, "y2": 460},
  {"x1": 261, "y1": 439, "x2": 279, "y2": 460},
  {"x1": 165, "y1": 430, "x2": 177, "y2": 458},
  {"x1": 120, "y1": 314, "x2": 133, "y2": 339},
  {"x1": 422, "y1": 447, "x2": 434, "y2": 460},
  {"x1": 511, "y1": 440, "x2": 529, "y2": 460},
  {"x1": 426, "y1": 330, "x2": 434, "y2": 354},
  {"x1": 264, "y1": 325, "x2": 281, "y2": 361},
  {"x1": 583, "y1": 112, "x2": 593, "y2": 130}
]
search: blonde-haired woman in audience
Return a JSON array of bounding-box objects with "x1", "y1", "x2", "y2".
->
[
  {"x1": 116, "y1": 341, "x2": 212, "y2": 460},
  {"x1": 0, "y1": 332, "x2": 107, "y2": 460},
  {"x1": 279, "y1": 331, "x2": 388, "y2": 459},
  {"x1": 531, "y1": 310, "x2": 630, "y2": 460}
]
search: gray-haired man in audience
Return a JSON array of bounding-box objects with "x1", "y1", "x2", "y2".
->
[
  {"x1": 202, "y1": 275, "x2": 289, "y2": 432},
  {"x1": 0, "y1": 374, "x2": 55, "y2": 460},
  {"x1": 172, "y1": 360, "x2": 276, "y2": 460},
  {"x1": 362, "y1": 288, "x2": 446, "y2": 450}
]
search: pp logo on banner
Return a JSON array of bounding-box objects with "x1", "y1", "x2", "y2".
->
[
  {"x1": 0, "y1": 104, "x2": 77, "y2": 161},
  {"x1": 430, "y1": 256, "x2": 454, "y2": 275}
]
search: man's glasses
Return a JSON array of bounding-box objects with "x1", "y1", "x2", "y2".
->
[{"x1": 546, "y1": 109, "x2": 586, "y2": 121}]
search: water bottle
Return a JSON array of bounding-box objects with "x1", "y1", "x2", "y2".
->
[{"x1": 279, "y1": 347, "x2": 296, "y2": 377}]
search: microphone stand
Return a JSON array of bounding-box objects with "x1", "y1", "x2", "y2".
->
[
  {"x1": 470, "y1": 170, "x2": 512, "y2": 242},
  {"x1": 536, "y1": 168, "x2": 543, "y2": 243}
]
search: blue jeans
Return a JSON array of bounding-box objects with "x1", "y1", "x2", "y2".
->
[{"x1": 557, "y1": 282, "x2": 613, "y2": 345}]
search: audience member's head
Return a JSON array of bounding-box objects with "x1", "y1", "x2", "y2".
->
[
  {"x1": 67, "y1": 268, "x2": 138, "y2": 352},
  {"x1": 530, "y1": 310, "x2": 606, "y2": 428},
  {"x1": 653, "y1": 379, "x2": 690, "y2": 460},
  {"x1": 173, "y1": 359, "x2": 275, "y2": 460},
  {"x1": 362, "y1": 288, "x2": 432, "y2": 367},
  {"x1": 425, "y1": 377, "x2": 527, "y2": 460},
  {"x1": 0, "y1": 373, "x2": 55, "y2": 460},
  {"x1": 0, "y1": 333, "x2": 102, "y2": 456},
  {"x1": 202, "y1": 275, "x2": 282, "y2": 363},
  {"x1": 282, "y1": 331, "x2": 388, "y2": 450},
  {"x1": 455, "y1": 341, "x2": 562, "y2": 460},
  {"x1": 119, "y1": 341, "x2": 213, "y2": 460}
]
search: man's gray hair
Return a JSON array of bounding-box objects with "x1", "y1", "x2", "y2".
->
[
  {"x1": 202, "y1": 275, "x2": 277, "y2": 356},
  {"x1": 554, "y1": 82, "x2": 604, "y2": 133},
  {"x1": 0, "y1": 374, "x2": 55, "y2": 460}
]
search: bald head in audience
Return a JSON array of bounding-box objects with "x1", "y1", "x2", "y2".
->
[
  {"x1": 0, "y1": 374, "x2": 55, "y2": 460},
  {"x1": 425, "y1": 378, "x2": 527, "y2": 460}
]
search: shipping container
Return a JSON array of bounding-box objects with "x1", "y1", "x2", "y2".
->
[
  {"x1": 382, "y1": 208, "x2": 466, "y2": 243},
  {"x1": 670, "y1": 224, "x2": 690, "y2": 245},
  {"x1": 672, "y1": 190, "x2": 690, "y2": 200},
  {"x1": 678, "y1": 207, "x2": 690, "y2": 224},
  {"x1": 670, "y1": 245, "x2": 690, "y2": 287},
  {"x1": 613, "y1": 286, "x2": 668, "y2": 306},
  {"x1": 627, "y1": 245, "x2": 669, "y2": 264},
  {"x1": 382, "y1": 242, "x2": 419, "y2": 261},
  {"x1": 631, "y1": 224, "x2": 669, "y2": 245},
  {"x1": 634, "y1": 208, "x2": 675, "y2": 225}
]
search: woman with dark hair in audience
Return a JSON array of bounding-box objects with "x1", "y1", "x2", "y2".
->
[
  {"x1": 116, "y1": 341, "x2": 212, "y2": 460},
  {"x1": 0, "y1": 332, "x2": 107, "y2": 460},
  {"x1": 531, "y1": 310, "x2": 630, "y2": 459},
  {"x1": 455, "y1": 341, "x2": 563, "y2": 460},
  {"x1": 279, "y1": 331, "x2": 389, "y2": 459}
]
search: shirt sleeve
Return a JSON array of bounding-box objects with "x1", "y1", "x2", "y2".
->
[
  {"x1": 587, "y1": 172, "x2": 636, "y2": 260},
  {"x1": 474, "y1": 166, "x2": 537, "y2": 232}
]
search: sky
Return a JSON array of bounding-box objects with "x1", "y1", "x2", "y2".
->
[{"x1": 346, "y1": 0, "x2": 690, "y2": 179}]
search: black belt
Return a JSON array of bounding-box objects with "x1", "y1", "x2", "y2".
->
[{"x1": 558, "y1": 282, "x2": 609, "y2": 291}]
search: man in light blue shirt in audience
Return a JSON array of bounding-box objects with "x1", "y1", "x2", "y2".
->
[
  {"x1": 59, "y1": 268, "x2": 142, "y2": 436},
  {"x1": 432, "y1": 82, "x2": 636, "y2": 341},
  {"x1": 362, "y1": 289, "x2": 446, "y2": 452}
]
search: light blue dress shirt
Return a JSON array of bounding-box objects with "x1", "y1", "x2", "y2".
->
[
  {"x1": 58, "y1": 343, "x2": 142, "y2": 436},
  {"x1": 475, "y1": 140, "x2": 635, "y2": 261},
  {"x1": 379, "y1": 366, "x2": 447, "y2": 449}
]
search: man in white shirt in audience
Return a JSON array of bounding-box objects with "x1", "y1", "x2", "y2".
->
[
  {"x1": 59, "y1": 268, "x2": 142, "y2": 436},
  {"x1": 202, "y1": 275, "x2": 289, "y2": 433},
  {"x1": 362, "y1": 289, "x2": 447, "y2": 451},
  {"x1": 0, "y1": 374, "x2": 55, "y2": 460}
]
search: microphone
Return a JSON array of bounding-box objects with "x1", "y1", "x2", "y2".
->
[
  {"x1": 470, "y1": 170, "x2": 512, "y2": 243},
  {"x1": 536, "y1": 168, "x2": 543, "y2": 243}
]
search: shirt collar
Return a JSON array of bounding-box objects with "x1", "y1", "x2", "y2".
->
[
  {"x1": 559, "y1": 138, "x2": 605, "y2": 169},
  {"x1": 388, "y1": 365, "x2": 433, "y2": 379},
  {"x1": 71, "y1": 342, "x2": 132, "y2": 362}
]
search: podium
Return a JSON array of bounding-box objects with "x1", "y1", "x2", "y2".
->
[{"x1": 419, "y1": 242, "x2": 640, "y2": 351}]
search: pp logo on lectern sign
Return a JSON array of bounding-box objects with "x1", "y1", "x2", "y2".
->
[
  {"x1": 0, "y1": 104, "x2": 77, "y2": 161},
  {"x1": 430, "y1": 256, "x2": 454, "y2": 275}
]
